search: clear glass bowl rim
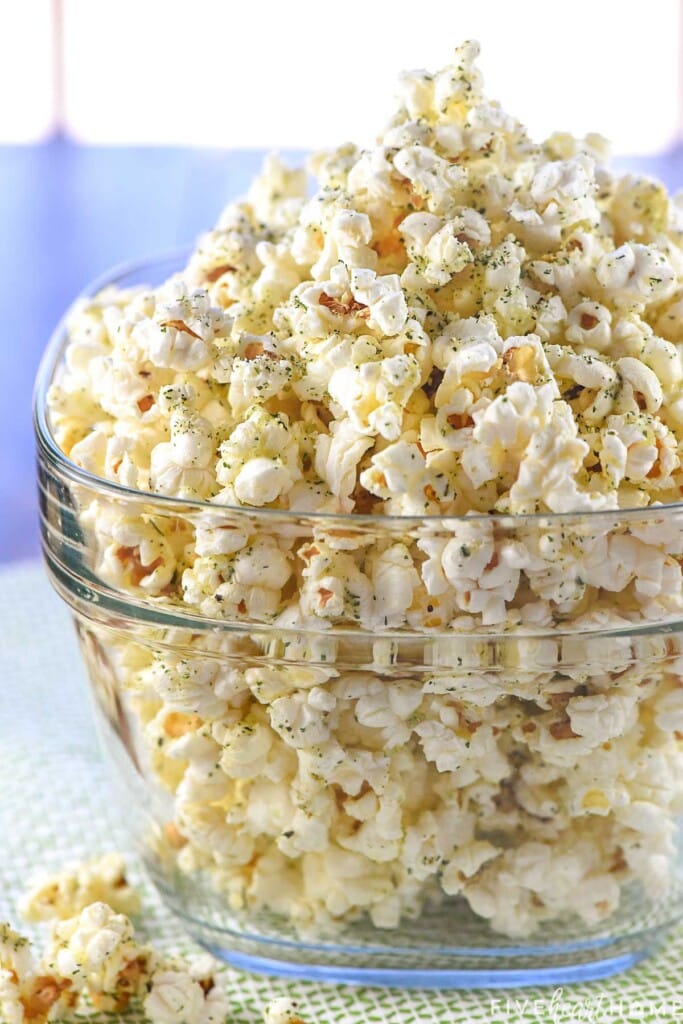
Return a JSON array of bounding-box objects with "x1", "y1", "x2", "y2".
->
[{"x1": 33, "y1": 248, "x2": 683, "y2": 531}]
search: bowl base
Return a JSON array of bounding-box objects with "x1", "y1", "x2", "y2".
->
[
  {"x1": 202, "y1": 944, "x2": 652, "y2": 988},
  {"x1": 154, "y1": 870, "x2": 679, "y2": 989}
]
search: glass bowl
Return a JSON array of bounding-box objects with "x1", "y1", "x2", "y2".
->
[{"x1": 34, "y1": 254, "x2": 683, "y2": 988}]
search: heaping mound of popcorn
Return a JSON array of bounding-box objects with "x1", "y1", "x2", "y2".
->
[
  {"x1": 46, "y1": 42, "x2": 683, "y2": 942},
  {"x1": 50, "y1": 41, "x2": 683, "y2": 525}
]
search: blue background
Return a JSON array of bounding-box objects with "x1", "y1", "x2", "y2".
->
[{"x1": 3, "y1": 139, "x2": 682, "y2": 563}]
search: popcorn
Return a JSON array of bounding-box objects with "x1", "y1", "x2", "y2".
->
[
  {"x1": 45, "y1": 901, "x2": 143, "y2": 999},
  {"x1": 0, "y1": 972, "x2": 25, "y2": 1024},
  {"x1": 269, "y1": 690, "x2": 334, "y2": 748},
  {"x1": 360, "y1": 440, "x2": 450, "y2": 515},
  {"x1": 52, "y1": 42, "x2": 683, "y2": 524},
  {"x1": 21, "y1": 854, "x2": 141, "y2": 924},
  {"x1": 1, "y1": 918, "x2": 81, "y2": 1024},
  {"x1": 596, "y1": 243, "x2": 677, "y2": 310},
  {"x1": 508, "y1": 402, "x2": 615, "y2": 514},
  {"x1": 3, "y1": 892, "x2": 248, "y2": 1019},
  {"x1": 263, "y1": 996, "x2": 308, "y2": 1024},
  {"x1": 567, "y1": 692, "x2": 638, "y2": 743},
  {"x1": 150, "y1": 409, "x2": 216, "y2": 498},
  {"x1": 144, "y1": 959, "x2": 230, "y2": 1024},
  {"x1": 565, "y1": 299, "x2": 612, "y2": 351},
  {"x1": 143, "y1": 655, "x2": 235, "y2": 720},
  {"x1": 216, "y1": 407, "x2": 301, "y2": 506},
  {"x1": 216, "y1": 713, "x2": 280, "y2": 776},
  {"x1": 299, "y1": 544, "x2": 374, "y2": 624},
  {"x1": 46, "y1": 40, "x2": 683, "y2": 949},
  {"x1": 327, "y1": 350, "x2": 420, "y2": 440},
  {"x1": 132, "y1": 283, "x2": 229, "y2": 372},
  {"x1": 93, "y1": 514, "x2": 177, "y2": 594},
  {"x1": 460, "y1": 381, "x2": 556, "y2": 491},
  {"x1": 401, "y1": 208, "x2": 489, "y2": 286},
  {"x1": 615, "y1": 355, "x2": 664, "y2": 413},
  {"x1": 510, "y1": 155, "x2": 600, "y2": 250},
  {"x1": 314, "y1": 419, "x2": 374, "y2": 510},
  {"x1": 0, "y1": 924, "x2": 35, "y2": 989},
  {"x1": 393, "y1": 144, "x2": 467, "y2": 217},
  {"x1": 228, "y1": 347, "x2": 296, "y2": 417},
  {"x1": 367, "y1": 543, "x2": 421, "y2": 628}
]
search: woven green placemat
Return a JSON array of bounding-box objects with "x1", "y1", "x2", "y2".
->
[{"x1": 1, "y1": 560, "x2": 682, "y2": 1023}]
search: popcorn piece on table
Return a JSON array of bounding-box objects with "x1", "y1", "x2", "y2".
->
[
  {"x1": 263, "y1": 996, "x2": 309, "y2": 1023},
  {"x1": 2, "y1": 902, "x2": 238, "y2": 1024},
  {"x1": 21, "y1": 853, "x2": 141, "y2": 924}
]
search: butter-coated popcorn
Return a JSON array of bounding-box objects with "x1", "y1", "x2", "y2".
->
[{"x1": 47, "y1": 39, "x2": 683, "y2": 947}]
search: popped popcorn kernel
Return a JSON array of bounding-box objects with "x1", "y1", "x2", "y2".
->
[
  {"x1": 21, "y1": 853, "x2": 141, "y2": 923},
  {"x1": 263, "y1": 996, "x2": 309, "y2": 1024}
]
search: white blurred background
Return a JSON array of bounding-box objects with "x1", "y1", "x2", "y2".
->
[{"x1": 5, "y1": 0, "x2": 683, "y2": 154}]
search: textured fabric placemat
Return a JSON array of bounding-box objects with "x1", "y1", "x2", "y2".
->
[{"x1": 1, "y1": 559, "x2": 682, "y2": 1023}]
